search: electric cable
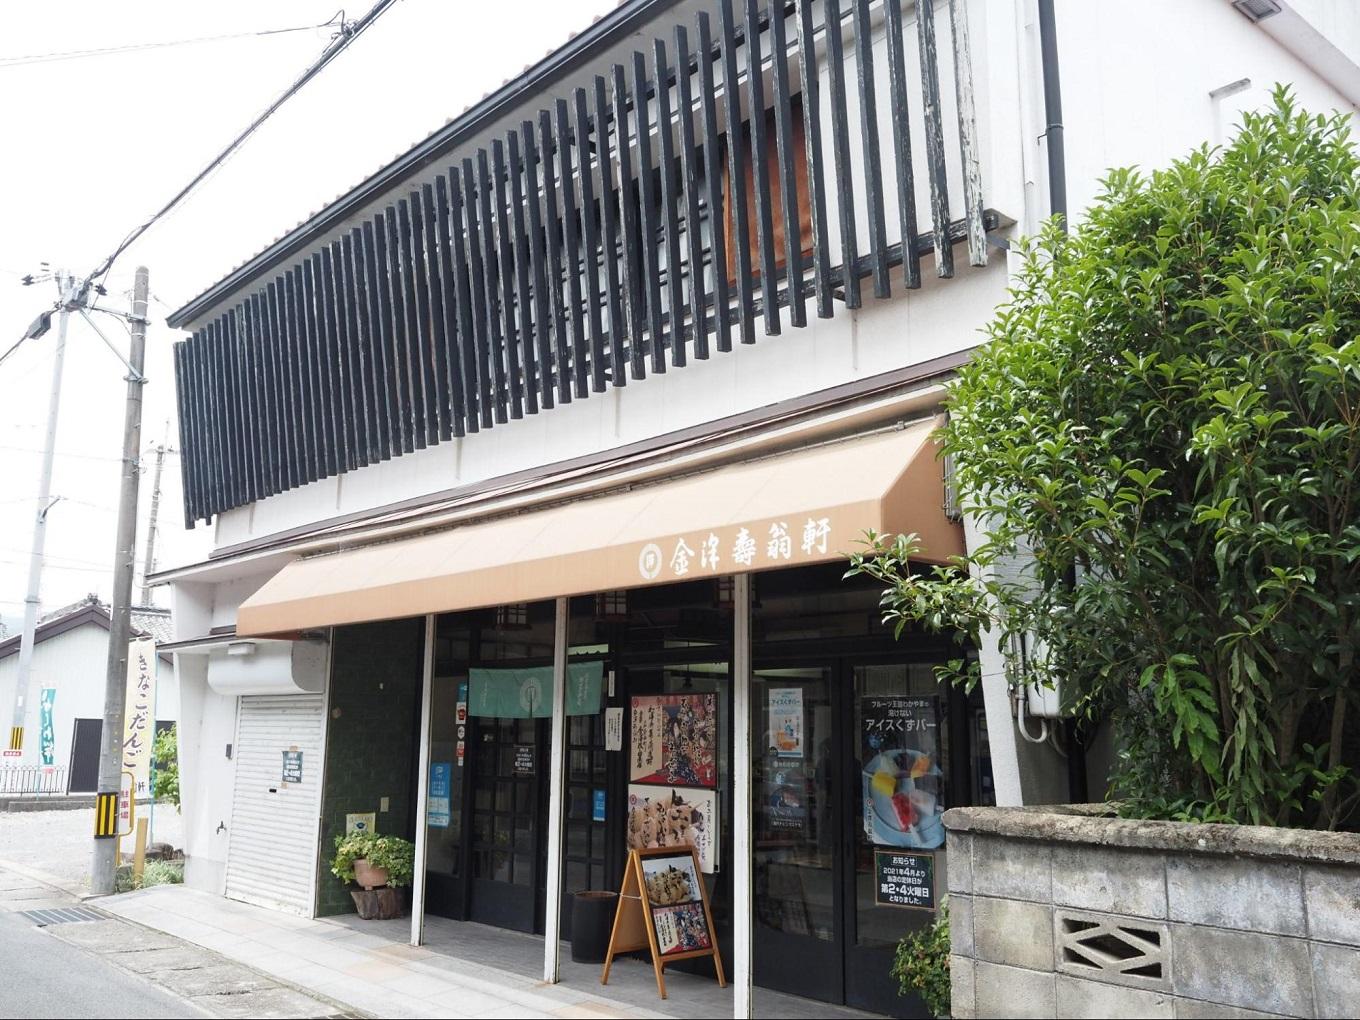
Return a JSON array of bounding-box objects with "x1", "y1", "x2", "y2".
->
[
  {"x1": 0, "y1": 17, "x2": 343, "y2": 68},
  {"x1": 83, "y1": 0, "x2": 400, "y2": 297}
]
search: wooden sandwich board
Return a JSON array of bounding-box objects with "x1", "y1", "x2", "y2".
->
[{"x1": 601, "y1": 846, "x2": 726, "y2": 999}]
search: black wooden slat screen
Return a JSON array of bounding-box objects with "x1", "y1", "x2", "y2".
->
[{"x1": 174, "y1": 0, "x2": 988, "y2": 525}]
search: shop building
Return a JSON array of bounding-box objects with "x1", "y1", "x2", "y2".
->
[{"x1": 150, "y1": 1, "x2": 1359, "y2": 1015}]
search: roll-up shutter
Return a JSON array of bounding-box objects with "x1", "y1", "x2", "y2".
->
[{"x1": 224, "y1": 694, "x2": 325, "y2": 915}]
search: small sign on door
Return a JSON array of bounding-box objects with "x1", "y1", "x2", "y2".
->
[
  {"x1": 281, "y1": 749, "x2": 303, "y2": 783},
  {"x1": 874, "y1": 849, "x2": 936, "y2": 910},
  {"x1": 513, "y1": 744, "x2": 535, "y2": 775}
]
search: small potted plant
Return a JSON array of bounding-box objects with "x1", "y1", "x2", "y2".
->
[{"x1": 330, "y1": 831, "x2": 415, "y2": 920}]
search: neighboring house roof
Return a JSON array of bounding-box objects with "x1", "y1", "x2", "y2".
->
[
  {"x1": 166, "y1": 0, "x2": 679, "y2": 329},
  {"x1": 0, "y1": 595, "x2": 173, "y2": 664}
]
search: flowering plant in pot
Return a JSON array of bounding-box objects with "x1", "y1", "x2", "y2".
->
[{"x1": 331, "y1": 832, "x2": 415, "y2": 919}]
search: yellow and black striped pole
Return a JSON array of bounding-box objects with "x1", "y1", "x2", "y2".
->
[
  {"x1": 94, "y1": 791, "x2": 119, "y2": 838},
  {"x1": 7, "y1": 726, "x2": 21, "y2": 752}
]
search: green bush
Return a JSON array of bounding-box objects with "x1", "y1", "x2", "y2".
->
[
  {"x1": 850, "y1": 89, "x2": 1357, "y2": 829},
  {"x1": 330, "y1": 831, "x2": 415, "y2": 888},
  {"x1": 892, "y1": 905, "x2": 950, "y2": 1018},
  {"x1": 152, "y1": 726, "x2": 179, "y2": 809}
]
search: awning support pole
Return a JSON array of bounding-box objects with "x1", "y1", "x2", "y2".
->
[
  {"x1": 543, "y1": 596, "x2": 569, "y2": 982},
  {"x1": 732, "y1": 572, "x2": 753, "y2": 1019},
  {"x1": 410, "y1": 613, "x2": 436, "y2": 947}
]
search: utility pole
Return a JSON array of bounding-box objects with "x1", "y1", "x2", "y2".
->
[
  {"x1": 138, "y1": 428, "x2": 174, "y2": 606},
  {"x1": 7, "y1": 274, "x2": 76, "y2": 757},
  {"x1": 91, "y1": 266, "x2": 149, "y2": 895}
]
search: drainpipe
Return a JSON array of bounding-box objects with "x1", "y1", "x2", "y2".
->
[
  {"x1": 1037, "y1": 0, "x2": 1088, "y2": 803},
  {"x1": 1037, "y1": 0, "x2": 1066, "y2": 233}
]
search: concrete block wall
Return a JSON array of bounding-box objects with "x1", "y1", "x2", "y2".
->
[
  {"x1": 944, "y1": 806, "x2": 1360, "y2": 1019},
  {"x1": 315, "y1": 617, "x2": 424, "y2": 916}
]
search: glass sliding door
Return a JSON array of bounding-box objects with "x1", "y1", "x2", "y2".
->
[
  {"x1": 844, "y1": 662, "x2": 950, "y2": 1015},
  {"x1": 751, "y1": 664, "x2": 842, "y2": 1004}
]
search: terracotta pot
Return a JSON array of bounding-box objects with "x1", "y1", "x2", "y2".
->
[{"x1": 352, "y1": 858, "x2": 389, "y2": 891}]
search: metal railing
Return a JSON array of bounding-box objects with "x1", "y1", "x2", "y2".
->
[{"x1": 0, "y1": 765, "x2": 68, "y2": 795}]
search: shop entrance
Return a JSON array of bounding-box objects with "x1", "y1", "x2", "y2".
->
[
  {"x1": 752, "y1": 656, "x2": 964, "y2": 1018},
  {"x1": 468, "y1": 715, "x2": 546, "y2": 933}
]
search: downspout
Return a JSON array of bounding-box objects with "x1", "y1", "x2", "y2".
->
[{"x1": 1036, "y1": 0, "x2": 1089, "y2": 802}]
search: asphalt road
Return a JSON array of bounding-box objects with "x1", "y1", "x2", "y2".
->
[{"x1": 0, "y1": 909, "x2": 200, "y2": 1019}]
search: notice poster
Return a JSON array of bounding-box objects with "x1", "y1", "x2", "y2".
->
[
  {"x1": 767, "y1": 687, "x2": 804, "y2": 758},
  {"x1": 626, "y1": 784, "x2": 717, "y2": 873},
  {"x1": 605, "y1": 707, "x2": 623, "y2": 751},
  {"x1": 874, "y1": 850, "x2": 936, "y2": 910},
  {"x1": 860, "y1": 695, "x2": 945, "y2": 849},
  {"x1": 629, "y1": 693, "x2": 717, "y2": 787},
  {"x1": 764, "y1": 762, "x2": 808, "y2": 832},
  {"x1": 428, "y1": 761, "x2": 452, "y2": 828}
]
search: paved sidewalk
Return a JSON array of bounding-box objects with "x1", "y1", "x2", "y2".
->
[
  {"x1": 103, "y1": 886, "x2": 663, "y2": 1020},
  {"x1": 0, "y1": 862, "x2": 345, "y2": 1019}
]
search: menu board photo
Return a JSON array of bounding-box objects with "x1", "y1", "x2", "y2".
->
[
  {"x1": 626, "y1": 784, "x2": 717, "y2": 873},
  {"x1": 860, "y1": 695, "x2": 945, "y2": 849},
  {"x1": 630, "y1": 694, "x2": 717, "y2": 787},
  {"x1": 640, "y1": 853, "x2": 713, "y2": 956},
  {"x1": 602, "y1": 845, "x2": 727, "y2": 999}
]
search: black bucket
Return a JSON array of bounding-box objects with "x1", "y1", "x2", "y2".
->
[{"x1": 570, "y1": 889, "x2": 618, "y2": 963}]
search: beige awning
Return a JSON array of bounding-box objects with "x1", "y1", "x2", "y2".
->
[{"x1": 236, "y1": 418, "x2": 962, "y2": 636}]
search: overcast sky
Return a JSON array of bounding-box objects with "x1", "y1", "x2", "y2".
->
[{"x1": 0, "y1": 0, "x2": 618, "y2": 631}]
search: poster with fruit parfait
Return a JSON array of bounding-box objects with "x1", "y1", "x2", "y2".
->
[{"x1": 860, "y1": 695, "x2": 944, "y2": 849}]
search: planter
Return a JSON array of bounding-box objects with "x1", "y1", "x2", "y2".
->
[
  {"x1": 942, "y1": 805, "x2": 1360, "y2": 1019},
  {"x1": 570, "y1": 890, "x2": 618, "y2": 963},
  {"x1": 350, "y1": 885, "x2": 407, "y2": 920},
  {"x1": 352, "y1": 858, "x2": 389, "y2": 891}
]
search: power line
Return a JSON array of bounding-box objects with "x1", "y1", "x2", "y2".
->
[
  {"x1": 85, "y1": 0, "x2": 401, "y2": 295},
  {"x1": 0, "y1": 17, "x2": 343, "y2": 68}
]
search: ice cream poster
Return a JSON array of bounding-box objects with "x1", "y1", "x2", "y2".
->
[
  {"x1": 767, "y1": 687, "x2": 803, "y2": 758},
  {"x1": 629, "y1": 693, "x2": 717, "y2": 788},
  {"x1": 860, "y1": 695, "x2": 945, "y2": 849}
]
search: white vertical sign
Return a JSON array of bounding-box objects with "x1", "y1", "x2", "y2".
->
[{"x1": 121, "y1": 638, "x2": 158, "y2": 802}]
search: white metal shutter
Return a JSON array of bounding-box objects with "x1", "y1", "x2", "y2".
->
[{"x1": 224, "y1": 694, "x2": 325, "y2": 915}]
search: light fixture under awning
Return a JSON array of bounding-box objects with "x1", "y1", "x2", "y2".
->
[{"x1": 236, "y1": 418, "x2": 962, "y2": 636}]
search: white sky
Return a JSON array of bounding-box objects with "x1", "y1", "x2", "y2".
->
[{"x1": 0, "y1": 0, "x2": 619, "y2": 631}]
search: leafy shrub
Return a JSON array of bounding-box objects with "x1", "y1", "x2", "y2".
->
[
  {"x1": 892, "y1": 905, "x2": 950, "y2": 1018},
  {"x1": 330, "y1": 831, "x2": 415, "y2": 888},
  {"x1": 152, "y1": 726, "x2": 179, "y2": 808},
  {"x1": 851, "y1": 90, "x2": 1357, "y2": 829}
]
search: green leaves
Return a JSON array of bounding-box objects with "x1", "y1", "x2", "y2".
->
[{"x1": 856, "y1": 88, "x2": 1358, "y2": 831}]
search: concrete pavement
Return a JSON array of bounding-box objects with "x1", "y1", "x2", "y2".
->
[
  {"x1": 0, "y1": 861, "x2": 350, "y2": 1019},
  {"x1": 103, "y1": 885, "x2": 663, "y2": 1019}
]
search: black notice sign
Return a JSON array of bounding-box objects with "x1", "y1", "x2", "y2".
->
[
  {"x1": 874, "y1": 849, "x2": 935, "y2": 910},
  {"x1": 281, "y1": 750, "x2": 303, "y2": 784},
  {"x1": 513, "y1": 744, "x2": 535, "y2": 776}
]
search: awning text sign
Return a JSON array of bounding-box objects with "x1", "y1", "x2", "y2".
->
[{"x1": 636, "y1": 516, "x2": 832, "y2": 583}]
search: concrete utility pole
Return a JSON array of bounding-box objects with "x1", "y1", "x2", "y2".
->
[
  {"x1": 138, "y1": 429, "x2": 174, "y2": 606},
  {"x1": 7, "y1": 274, "x2": 76, "y2": 756},
  {"x1": 91, "y1": 266, "x2": 149, "y2": 895}
]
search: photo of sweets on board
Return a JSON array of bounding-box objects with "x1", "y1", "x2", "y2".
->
[
  {"x1": 626, "y1": 784, "x2": 717, "y2": 873},
  {"x1": 629, "y1": 693, "x2": 717, "y2": 788},
  {"x1": 860, "y1": 695, "x2": 945, "y2": 849}
]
